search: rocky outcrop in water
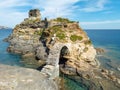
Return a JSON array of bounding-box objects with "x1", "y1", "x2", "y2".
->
[
  {"x1": 6, "y1": 9, "x2": 120, "y2": 90},
  {"x1": 7, "y1": 9, "x2": 98, "y2": 71},
  {"x1": 6, "y1": 8, "x2": 99, "y2": 80}
]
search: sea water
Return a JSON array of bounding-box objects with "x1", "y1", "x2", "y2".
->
[
  {"x1": 0, "y1": 29, "x2": 120, "y2": 90},
  {"x1": 63, "y1": 29, "x2": 120, "y2": 90},
  {"x1": 86, "y1": 30, "x2": 120, "y2": 74},
  {"x1": 0, "y1": 29, "x2": 23, "y2": 66}
]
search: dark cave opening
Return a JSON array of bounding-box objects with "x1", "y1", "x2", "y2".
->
[{"x1": 59, "y1": 46, "x2": 70, "y2": 68}]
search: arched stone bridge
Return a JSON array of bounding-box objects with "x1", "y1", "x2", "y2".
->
[{"x1": 41, "y1": 43, "x2": 72, "y2": 79}]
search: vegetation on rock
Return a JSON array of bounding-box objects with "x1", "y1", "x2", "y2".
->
[
  {"x1": 53, "y1": 17, "x2": 75, "y2": 23},
  {"x1": 51, "y1": 26, "x2": 63, "y2": 34},
  {"x1": 56, "y1": 33, "x2": 66, "y2": 40},
  {"x1": 34, "y1": 30, "x2": 42, "y2": 35},
  {"x1": 48, "y1": 26, "x2": 66, "y2": 40},
  {"x1": 70, "y1": 35, "x2": 83, "y2": 42},
  {"x1": 84, "y1": 40, "x2": 92, "y2": 45}
]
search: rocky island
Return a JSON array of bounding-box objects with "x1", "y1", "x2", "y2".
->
[{"x1": 2, "y1": 9, "x2": 120, "y2": 90}]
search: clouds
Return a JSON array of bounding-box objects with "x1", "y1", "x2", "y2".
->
[
  {"x1": 0, "y1": 0, "x2": 31, "y2": 11},
  {"x1": 0, "y1": 0, "x2": 109, "y2": 17},
  {"x1": 0, "y1": 0, "x2": 32, "y2": 27},
  {"x1": 80, "y1": 0, "x2": 108, "y2": 12},
  {"x1": 80, "y1": 20, "x2": 120, "y2": 29},
  {"x1": 35, "y1": 0, "x2": 108, "y2": 18},
  {"x1": 0, "y1": 0, "x2": 81, "y2": 27},
  {"x1": 0, "y1": 0, "x2": 119, "y2": 29},
  {"x1": 33, "y1": 0, "x2": 80, "y2": 18},
  {"x1": 81, "y1": 20, "x2": 120, "y2": 25}
]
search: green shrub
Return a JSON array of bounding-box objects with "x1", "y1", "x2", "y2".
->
[
  {"x1": 77, "y1": 36, "x2": 83, "y2": 41},
  {"x1": 70, "y1": 35, "x2": 78, "y2": 42},
  {"x1": 70, "y1": 35, "x2": 83, "y2": 42},
  {"x1": 34, "y1": 31, "x2": 42, "y2": 35},
  {"x1": 51, "y1": 26, "x2": 62, "y2": 34},
  {"x1": 84, "y1": 40, "x2": 92, "y2": 45},
  {"x1": 54, "y1": 17, "x2": 75, "y2": 23},
  {"x1": 56, "y1": 17, "x2": 69, "y2": 22},
  {"x1": 56, "y1": 33, "x2": 66, "y2": 40}
]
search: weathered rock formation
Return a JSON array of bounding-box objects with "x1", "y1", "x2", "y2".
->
[
  {"x1": 6, "y1": 9, "x2": 98, "y2": 78},
  {"x1": 7, "y1": 9, "x2": 47, "y2": 54},
  {"x1": 0, "y1": 64, "x2": 58, "y2": 90},
  {"x1": 5, "y1": 9, "x2": 120, "y2": 90}
]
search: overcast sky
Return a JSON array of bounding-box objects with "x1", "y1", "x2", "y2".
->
[{"x1": 0, "y1": 0, "x2": 120, "y2": 29}]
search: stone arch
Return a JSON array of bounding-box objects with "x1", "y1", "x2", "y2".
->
[
  {"x1": 46, "y1": 44, "x2": 71, "y2": 66},
  {"x1": 41, "y1": 44, "x2": 71, "y2": 79},
  {"x1": 59, "y1": 46, "x2": 70, "y2": 67}
]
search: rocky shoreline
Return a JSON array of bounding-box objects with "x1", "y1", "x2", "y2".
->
[
  {"x1": 2, "y1": 9, "x2": 120, "y2": 90},
  {"x1": 0, "y1": 64, "x2": 58, "y2": 90}
]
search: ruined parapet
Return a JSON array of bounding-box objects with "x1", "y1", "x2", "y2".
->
[{"x1": 29, "y1": 9, "x2": 41, "y2": 20}]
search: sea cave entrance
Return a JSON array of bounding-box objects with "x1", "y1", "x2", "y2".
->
[{"x1": 59, "y1": 46, "x2": 70, "y2": 68}]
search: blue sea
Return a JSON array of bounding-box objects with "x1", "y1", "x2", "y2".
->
[
  {"x1": 86, "y1": 30, "x2": 120, "y2": 74},
  {"x1": 0, "y1": 29, "x2": 120, "y2": 90},
  {"x1": 0, "y1": 29, "x2": 23, "y2": 66}
]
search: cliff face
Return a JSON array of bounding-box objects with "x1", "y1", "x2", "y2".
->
[
  {"x1": 7, "y1": 9, "x2": 98, "y2": 74},
  {"x1": 7, "y1": 9, "x2": 45, "y2": 54}
]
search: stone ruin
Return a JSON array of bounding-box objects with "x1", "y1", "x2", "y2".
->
[{"x1": 29, "y1": 9, "x2": 41, "y2": 20}]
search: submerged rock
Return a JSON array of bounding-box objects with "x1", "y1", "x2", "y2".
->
[{"x1": 95, "y1": 48, "x2": 105, "y2": 54}]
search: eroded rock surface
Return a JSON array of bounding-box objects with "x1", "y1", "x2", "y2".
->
[{"x1": 0, "y1": 64, "x2": 58, "y2": 90}]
